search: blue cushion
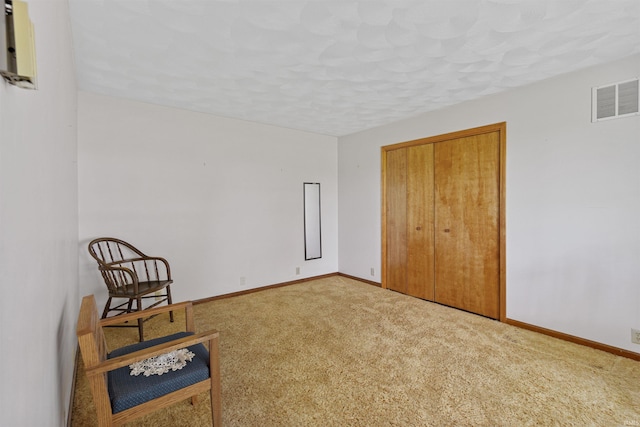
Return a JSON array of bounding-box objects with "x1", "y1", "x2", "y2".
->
[{"x1": 107, "y1": 332, "x2": 210, "y2": 413}]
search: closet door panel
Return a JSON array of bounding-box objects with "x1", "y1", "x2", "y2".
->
[
  {"x1": 434, "y1": 132, "x2": 500, "y2": 318},
  {"x1": 385, "y1": 148, "x2": 408, "y2": 294},
  {"x1": 406, "y1": 144, "x2": 435, "y2": 300}
]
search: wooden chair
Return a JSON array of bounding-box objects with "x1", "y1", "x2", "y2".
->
[
  {"x1": 76, "y1": 295, "x2": 222, "y2": 427},
  {"x1": 88, "y1": 237, "x2": 174, "y2": 341}
]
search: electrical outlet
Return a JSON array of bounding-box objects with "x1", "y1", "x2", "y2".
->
[
  {"x1": 370, "y1": 267, "x2": 375, "y2": 276},
  {"x1": 632, "y1": 329, "x2": 640, "y2": 344},
  {"x1": 296, "y1": 267, "x2": 300, "y2": 275}
]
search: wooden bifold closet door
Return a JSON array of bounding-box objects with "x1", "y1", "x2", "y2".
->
[
  {"x1": 385, "y1": 144, "x2": 435, "y2": 301},
  {"x1": 382, "y1": 123, "x2": 505, "y2": 320}
]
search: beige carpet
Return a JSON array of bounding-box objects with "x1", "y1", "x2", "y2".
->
[{"x1": 71, "y1": 276, "x2": 640, "y2": 426}]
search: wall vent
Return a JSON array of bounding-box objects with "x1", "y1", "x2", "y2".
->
[{"x1": 592, "y1": 78, "x2": 639, "y2": 122}]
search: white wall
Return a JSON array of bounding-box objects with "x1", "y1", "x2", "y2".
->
[
  {"x1": 0, "y1": 1, "x2": 78, "y2": 426},
  {"x1": 338, "y1": 54, "x2": 640, "y2": 353},
  {"x1": 78, "y1": 92, "x2": 338, "y2": 308}
]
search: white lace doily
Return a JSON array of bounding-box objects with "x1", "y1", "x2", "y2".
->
[{"x1": 129, "y1": 348, "x2": 196, "y2": 377}]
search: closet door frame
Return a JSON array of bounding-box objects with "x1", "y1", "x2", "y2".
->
[{"x1": 381, "y1": 122, "x2": 507, "y2": 321}]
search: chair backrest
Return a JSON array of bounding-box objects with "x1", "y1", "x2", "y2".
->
[
  {"x1": 76, "y1": 295, "x2": 109, "y2": 368},
  {"x1": 77, "y1": 295, "x2": 117, "y2": 425},
  {"x1": 88, "y1": 238, "x2": 147, "y2": 266},
  {"x1": 88, "y1": 238, "x2": 171, "y2": 293}
]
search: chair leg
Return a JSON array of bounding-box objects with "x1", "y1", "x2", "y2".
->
[
  {"x1": 210, "y1": 383, "x2": 222, "y2": 426},
  {"x1": 166, "y1": 285, "x2": 174, "y2": 323},
  {"x1": 136, "y1": 296, "x2": 144, "y2": 342},
  {"x1": 210, "y1": 337, "x2": 222, "y2": 426},
  {"x1": 101, "y1": 297, "x2": 112, "y2": 319}
]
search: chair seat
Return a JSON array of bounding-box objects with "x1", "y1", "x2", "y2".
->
[
  {"x1": 108, "y1": 332, "x2": 210, "y2": 413},
  {"x1": 110, "y1": 280, "x2": 173, "y2": 298}
]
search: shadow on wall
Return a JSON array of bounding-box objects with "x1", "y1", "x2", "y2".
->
[{"x1": 56, "y1": 296, "x2": 71, "y2": 426}]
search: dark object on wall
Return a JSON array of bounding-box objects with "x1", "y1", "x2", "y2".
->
[{"x1": 304, "y1": 182, "x2": 322, "y2": 260}]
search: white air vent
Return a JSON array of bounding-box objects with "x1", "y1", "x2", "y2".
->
[{"x1": 592, "y1": 78, "x2": 639, "y2": 122}]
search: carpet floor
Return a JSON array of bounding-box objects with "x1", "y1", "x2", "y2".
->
[{"x1": 71, "y1": 276, "x2": 640, "y2": 426}]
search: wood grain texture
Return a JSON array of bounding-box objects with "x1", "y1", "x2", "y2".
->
[
  {"x1": 498, "y1": 126, "x2": 507, "y2": 321},
  {"x1": 434, "y1": 131, "x2": 500, "y2": 319},
  {"x1": 406, "y1": 144, "x2": 435, "y2": 300},
  {"x1": 382, "y1": 122, "x2": 505, "y2": 319},
  {"x1": 384, "y1": 148, "x2": 408, "y2": 293}
]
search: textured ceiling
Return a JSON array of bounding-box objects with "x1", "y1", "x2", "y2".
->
[{"x1": 69, "y1": 0, "x2": 640, "y2": 136}]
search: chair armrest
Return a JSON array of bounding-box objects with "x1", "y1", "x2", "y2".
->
[
  {"x1": 103, "y1": 256, "x2": 170, "y2": 269},
  {"x1": 102, "y1": 257, "x2": 147, "y2": 267},
  {"x1": 85, "y1": 330, "x2": 219, "y2": 377},
  {"x1": 102, "y1": 257, "x2": 172, "y2": 280},
  {"x1": 100, "y1": 301, "x2": 192, "y2": 327},
  {"x1": 98, "y1": 264, "x2": 137, "y2": 280}
]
